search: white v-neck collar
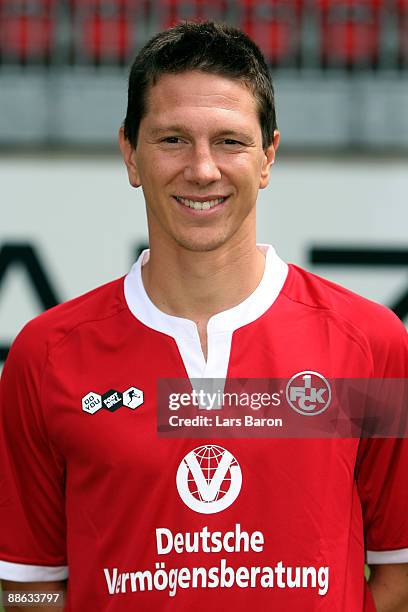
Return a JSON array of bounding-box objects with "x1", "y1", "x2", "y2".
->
[{"x1": 124, "y1": 244, "x2": 288, "y2": 379}]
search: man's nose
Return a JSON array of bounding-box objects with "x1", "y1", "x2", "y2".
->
[{"x1": 183, "y1": 144, "x2": 222, "y2": 184}]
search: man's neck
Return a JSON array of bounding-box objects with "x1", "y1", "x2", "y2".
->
[{"x1": 140, "y1": 241, "x2": 266, "y2": 359}]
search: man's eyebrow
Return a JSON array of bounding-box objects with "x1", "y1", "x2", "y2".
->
[
  {"x1": 215, "y1": 130, "x2": 254, "y2": 141},
  {"x1": 148, "y1": 126, "x2": 254, "y2": 140},
  {"x1": 148, "y1": 126, "x2": 186, "y2": 136}
]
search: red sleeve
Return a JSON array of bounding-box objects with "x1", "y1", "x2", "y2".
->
[
  {"x1": 356, "y1": 311, "x2": 408, "y2": 564},
  {"x1": 0, "y1": 320, "x2": 68, "y2": 580},
  {"x1": 357, "y1": 437, "x2": 408, "y2": 563}
]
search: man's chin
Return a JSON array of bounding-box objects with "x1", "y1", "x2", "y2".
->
[{"x1": 173, "y1": 234, "x2": 229, "y2": 253}]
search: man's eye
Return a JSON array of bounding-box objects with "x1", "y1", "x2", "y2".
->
[
  {"x1": 223, "y1": 139, "x2": 243, "y2": 146},
  {"x1": 162, "y1": 137, "x2": 182, "y2": 144}
]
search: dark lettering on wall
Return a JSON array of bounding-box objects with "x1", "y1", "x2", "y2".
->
[
  {"x1": 0, "y1": 244, "x2": 61, "y2": 363},
  {"x1": 310, "y1": 246, "x2": 408, "y2": 321},
  {"x1": 3, "y1": 243, "x2": 405, "y2": 364}
]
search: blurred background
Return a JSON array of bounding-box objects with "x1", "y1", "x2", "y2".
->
[{"x1": 1, "y1": 0, "x2": 408, "y2": 368}]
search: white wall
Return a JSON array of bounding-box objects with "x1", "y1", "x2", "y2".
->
[{"x1": 1, "y1": 154, "x2": 407, "y2": 350}]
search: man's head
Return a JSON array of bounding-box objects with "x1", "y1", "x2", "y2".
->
[
  {"x1": 123, "y1": 21, "x2": 277, "y2": 151},
  {"x1": 120, "y1": 21, "x2": 280, "y2": 254}
]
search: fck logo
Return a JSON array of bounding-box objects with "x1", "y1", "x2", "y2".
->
[
  {"x1": 286, "y1": 371, "x2": 331, "y2": 416},
  {"x1": 176, "y1": 445, "x2": 242, "y2": 514}
]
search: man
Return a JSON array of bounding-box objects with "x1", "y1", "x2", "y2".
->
[{"x1": 1, "y1": 21, "x2": 407, "y2": 612}]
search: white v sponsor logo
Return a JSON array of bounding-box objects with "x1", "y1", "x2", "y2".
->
[
  {"x1": 184, "y1": 449, "x2": 234, "y2": 502},
  {"x1": 176, "y1": 445, "x2": 242, "y2": 514}
]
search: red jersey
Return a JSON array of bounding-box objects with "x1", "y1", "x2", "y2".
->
[{"x1": 1, "y1": 244, "x2": 407, "y2": 611}]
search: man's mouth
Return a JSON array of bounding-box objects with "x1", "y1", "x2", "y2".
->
[{"x1": 174, "y1": 196, "x2": 227, "y2": 210}]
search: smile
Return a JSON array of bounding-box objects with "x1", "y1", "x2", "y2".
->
[{"x1": 174, "y1": 196, "x2": 227, "y2": 210}]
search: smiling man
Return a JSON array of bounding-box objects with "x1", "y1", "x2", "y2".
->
[
  {"x1": 119, "y1": 65, "x2": 277, "y2": 359},
  {"x1": 1, "y1": 21, "x2": 408, "y2": 612}
]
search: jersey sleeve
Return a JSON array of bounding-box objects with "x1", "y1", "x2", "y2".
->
[
  {"x1": 356, "y1": 310, "x2": 408, "y2": 565},
  {"x1": 0, "y1": 320, "x2": 68, "y2": 581},
  {"x1": 357, "y1": 437, "x2": 408, "y2": 564}
]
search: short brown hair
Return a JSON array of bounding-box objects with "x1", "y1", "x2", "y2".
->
[{"x1": 123, "y1": 21, "x2": 277, "y2": 150}]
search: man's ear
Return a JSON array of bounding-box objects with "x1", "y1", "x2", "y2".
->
[
  {"x1": 118, "y1": 127, "x2": 141, "y2": 188},
  {"x1": 259, "y1": 130, "x2": 280, "y2": 189}
]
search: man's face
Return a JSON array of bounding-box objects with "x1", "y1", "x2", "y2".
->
[{"x1": 120, "y1": 70, "x2": 279, "y2": 253}]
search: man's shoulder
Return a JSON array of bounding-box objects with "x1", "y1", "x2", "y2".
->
[
  {"x1": 285, "y1": 263, "x2": 404, "y2": 330},
  {"x1": 283, "y1": 264, "x2": 407, "y2": 368},
  {"x1": 8, "y1": 276, "x2": 127, "y2": 364}
]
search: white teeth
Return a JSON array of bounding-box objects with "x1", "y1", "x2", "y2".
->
[{"x1": 176, "y1": 196, "x2": 225, "y2": 210}]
